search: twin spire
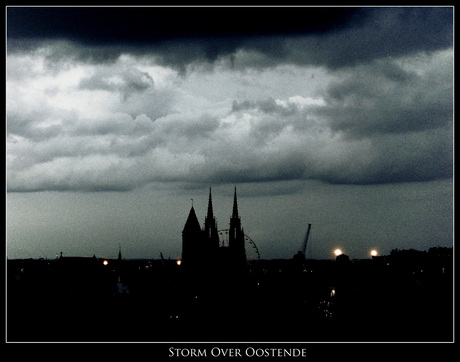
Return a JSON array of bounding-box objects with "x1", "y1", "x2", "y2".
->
[
  {"x1": 182, "y1": 186, "x2": 246, "y2": 267},
  {"x1": 184, "y1": 186, "x2": 239, "y2": 233},
  {"x1": 206, "y1": 186, "x2": 239, "y2": 220}
]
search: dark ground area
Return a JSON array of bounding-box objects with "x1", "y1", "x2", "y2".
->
[{"x1": 6, "y1": 248, "x2": 453, "y2": 342}]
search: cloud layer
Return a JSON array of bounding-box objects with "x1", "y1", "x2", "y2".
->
[
  {"x1": 8, "y1": 7, "x2": 452, "y2": 71},
  {"x1": 7, "y1": 7, "x2": 453, "y2": 193}
]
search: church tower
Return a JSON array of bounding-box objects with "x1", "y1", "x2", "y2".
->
[
  {"x1": 182, "y1": 204, "x2": 203, "y2": 268},
  {"x1": 229, "y1": 187, "x2": 247, "y2": 266},
  {"x1": 181, "y1": 187, "x2": 248, "y2": 274}
]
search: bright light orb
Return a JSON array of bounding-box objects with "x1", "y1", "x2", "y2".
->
[
  {"x1": 176, "y1": 260, "x2": 182, "y2": 266},
  {"x1": 334, "y1": 249, "x2": 343, "y2": 256},
  {"x1": 371, "y1": 250, "x2": 378, "y2": 257},
  {"x1": 103, "y1": 260, "x2": 109, "y2": 266}
]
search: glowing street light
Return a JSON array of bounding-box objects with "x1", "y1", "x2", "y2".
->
[
  {"x1": 334, "y1": 249, "x2": 343, "y2": 256},
  {"x1": 176, "y1": 259, "x2": 182, "y2": 266},
  {"x1": 103, "y1": 260, "x2": 109, "y2": 266},
  {"x1": 370, "y1": 250, "x2": 378, "y2": 257}
]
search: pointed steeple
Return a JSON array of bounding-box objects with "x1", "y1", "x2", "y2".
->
[
  {"x1": 232, "y1": 186, "x2": 239, "y2": 218},
  {"x1": 205, "y1": 187, "x2": 219, "y2": 250},
  {"x1": 207, "y1": 187, "x2": 214, "y2": 219},
  {"x1": 183, "y1": 205, "x2": 202, "y2": 234},
  {"x1": 229, "y1": 186, "x2": 247, "y2": 267},
  {"x1": 229, "y1": 186, "x2": 242, "y2": 243},
  {"x1": 181, "y1": 201, "x2": 205, "y2": 267}
]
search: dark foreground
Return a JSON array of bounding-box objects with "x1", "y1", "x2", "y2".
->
[{"x1": 7, "y1": 248, "x2": 453, "y2": 342}]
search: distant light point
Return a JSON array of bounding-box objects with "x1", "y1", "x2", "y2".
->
[
  {"x1": 334, "y1": 249, "x2": 343, "y2": 256},
  {"x1": 371, "y1": 250, "x2": 378, "y2": 257}
]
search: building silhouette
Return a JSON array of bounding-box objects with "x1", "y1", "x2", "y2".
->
[{"x1": 181, "y1": 187, "x2": 247, "y2": 273}]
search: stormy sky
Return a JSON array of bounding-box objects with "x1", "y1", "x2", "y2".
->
[{"x1": 6, "y1": 6, "x2": 453, "y2": 260}]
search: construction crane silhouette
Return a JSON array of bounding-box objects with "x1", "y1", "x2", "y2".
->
[
  {"x1": 293, "y1": 223, "x2": 312, "y2": 261},
  {"x1": 301, "y1": 223, "x2": 312, "y2": 256}
]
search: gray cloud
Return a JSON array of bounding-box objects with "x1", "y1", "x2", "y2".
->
[
  {"x1": 7, "y1": 59, "x2": 453, "y2": 193},
  {"x1": 79, "y1": 67, "x2": 154, "y2": 100},
  {"x1": 322, "y1": 51, "x2": 453, "y2": 138},
  {"x1": 6, "y1": 9, "x2": 453, "y2": 193},
  {"x1": 310, "y1": 129, "x2": 453, "y2": 185}
]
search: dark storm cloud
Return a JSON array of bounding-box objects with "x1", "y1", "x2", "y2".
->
[
  {"x1": 6, "y1": 7, "x2": 359, "y2": 43},
  {"x1": 7, "y1": 7, "x2": 453, "y2": 70},
  {"x1": 6, "y1": 6, "x2": 358, "y2": 69},
  {"x1": 287, "y1": 7, "x2": 453, "y2": 69}
]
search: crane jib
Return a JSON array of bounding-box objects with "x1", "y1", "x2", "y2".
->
[{"x1": 301, "y1": 223, "x2": 312, "y2": 256}]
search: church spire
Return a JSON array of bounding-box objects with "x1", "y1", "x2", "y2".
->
[
  {"x1": 207, "y1": 187, "x2": 214, "y2": 219},
  {"x1": 229, "y1": 186, "x2": 246, "y2": 267},
  {"x1": 232, "y1": 186, "x2": 239, "y2": 218},
  {"x1": 204, "y1": 187, "x2": 219, "y2": 249}
]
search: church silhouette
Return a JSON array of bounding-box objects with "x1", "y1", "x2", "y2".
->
[{"x1": 182, "y1": 187, "x2": 247, "y2": 274}]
